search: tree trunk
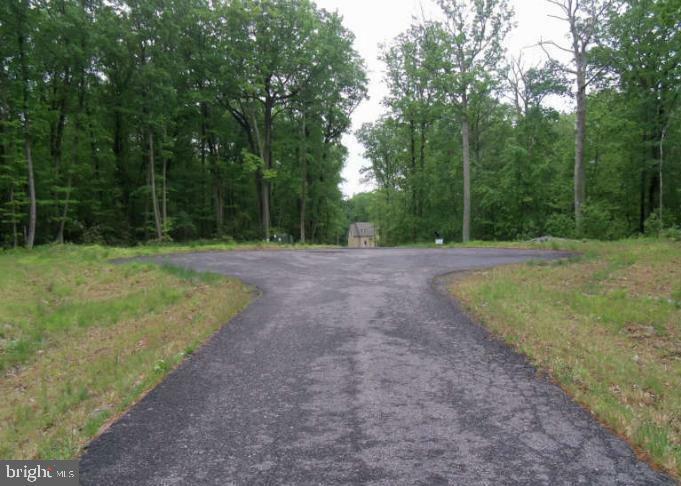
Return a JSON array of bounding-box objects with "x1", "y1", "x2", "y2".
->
[
  {"x1": 409, "y1": 118, "x2": 417, "y2": 240},
  {"x1": 299, "y1": 182, "x2": 306, "y2": 243},
  {"x1": 212, "y1": 135, "x2": 223, "y2": 237},
  {"x1": 18, "y1": 11, "x2": 36, "y2": 249},
  {"x1": 261, "y1": 93, "x2": 274, "y2": 241},
  {"x1": 461, "y1": 112, "x2": 471, "y2": 243},
  {"x1": 200, "y1": 102, "x2": 211, "y2": 236},
  {"x1": 162, "y1": 154, "x2": 168, "y2": 233},
  {"x1": 10, "y1": 188, "x2": 18, "y2": 248},
  {"x1": 57, "y1": 82, "x2": 84, "y2": 244},
  {"x1": 51, "y1": 83, "x2": 68, "y2": 238},
  {"x1": 299, "y1": 115, "x2": 307, "y2": 243},
  {"x1": 659, "y1": 125, "x2": 666, "y2": 227},
  {"x1": 51, "y1": 86, "x2": 68, "y2": 170},
  {"x1": 215, "y1": 184, "x2": 224, "y2": 235},
  {"x1": 574, "y1": 61, "x2": 587, "y2": 235},
  {"x1": 639, "y1": 169, "x2": 646, "y2": 233},
  {"x1": 419, "y1": 120, "x2": 426, "y2": 217},
  {"x1": 148, "y1": 130, "x2": 163, "y2": 240},
  {"x1": 113, "y1": 110, "x2": 133, "y2": 229},
  {"x1": 208, "y1": 133, "x2": 225, "y2": 236},
  {"x1": 24, "y1": 131, "x2": 37, "y2": 249},
  {"x1": 56, "y1": 175, "x2": 72, "y2": 244}
]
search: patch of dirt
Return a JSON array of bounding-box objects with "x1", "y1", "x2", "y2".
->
[
  {"x1": 625, "y1": 325, "x2": 658, "y2": 339},
  {"x1": 606, "y1": 259, "x2": 681, "y2": 299}
]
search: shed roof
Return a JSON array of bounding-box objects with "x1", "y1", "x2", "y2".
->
[{"x1": 349, "y1": 222, "x2": 376, "y2": 237}]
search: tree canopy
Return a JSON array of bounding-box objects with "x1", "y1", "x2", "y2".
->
[
  {"x1": 352, "y1": 0, "x2": 681, "y2": 245},
  {"x1": 0, "y1": 0, "x2": 367, "y2": 247},
  {"x1": 1, "y1": 0, "x2": 680, "y2": 248}
]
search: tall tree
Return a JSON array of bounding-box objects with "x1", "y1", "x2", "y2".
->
[
  {"x1": 382, "y1": 23, "x2": 440, "y2": 238},
  {"x1": 435, "y1": 0, "x2": 514, "y2": 242},
  {"x1": 222, "y1": 0, "x2": 320, "y2": 240},
  {"x1": 604, "y1": 0, "x2": 681, "y2": 230},
  {"x1": 8, "y1": 0, "x2": 38, "y2": 248},
  {"x1": 541, "y1": 0, "x2": 613, "y2": 235}
]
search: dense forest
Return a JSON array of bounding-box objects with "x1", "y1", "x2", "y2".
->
[
  {"x1": 1, "y1": 0, "x2": 680, "y2": 247},
  {"x1": 353, "y1": 0, "x2": 681, "y2": 244},
  {"x1": 0, "y1": 0, "x2": 366, "y2": 247}
]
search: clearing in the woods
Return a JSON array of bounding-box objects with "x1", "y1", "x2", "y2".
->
[{"x1": 1, "y1": 239, "x2": 678, "y2": 483}]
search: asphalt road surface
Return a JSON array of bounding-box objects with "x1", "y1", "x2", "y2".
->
[{"x1": 80, "y1": 248, "x2": 673, "y2": 485}]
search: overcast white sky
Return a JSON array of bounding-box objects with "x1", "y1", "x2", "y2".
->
[{"x1": 314, "y1": 0, "x2": 572, "y2": 197}]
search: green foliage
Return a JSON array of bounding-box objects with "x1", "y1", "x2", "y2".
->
[
  {"x1": 354, "y1": 0, "x2": 681, "y2": 243},
  {"x1": 157, "y1": 263, "x2": 223, "y2": 285},
  {"x1": 644, "y1": 212, "x2": 663, "y2": 237},
  {"x1": 1, "y1": 0, "x2": 680, "y2": 246},
  {"x1": 581, "y1": 202, "x2": 629, "y2": 240},
  {"x1": 661, "y1": 226, "x2": 681, "y2": 242},
  {"x1": 544, "y1": 214, "x2": 575, "y2": 239},
  {"x1": 344, "y1": 192, "x2": 374, "y2": 223},
  {"x1": 0, "y1": 0, "x2": 366, "y2": 247}
]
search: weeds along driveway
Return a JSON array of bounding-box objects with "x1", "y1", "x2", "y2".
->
[{"x1": 80, "y1": 248, "x2": 673, "y2": 485}]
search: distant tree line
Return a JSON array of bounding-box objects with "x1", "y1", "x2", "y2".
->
[
  {"x1": 354, "y1": 0, "x2": 681, "y2": 244},
  {"x1": 0, "y1": 0, "x2": 367, "y2": 248}
]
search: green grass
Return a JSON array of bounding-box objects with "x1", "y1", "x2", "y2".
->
[
  {"x1": 91, "y1": 239, "x2": 334, "y2": 258},
  {"x1": 399, "y1": 239, "x2": 566, "y2": 250},
  {"x1": 450, "y1": 238, "x2": 681, "y2": 478},
  {"x1": 0, "y1": 243, "x2": 259, "y2": 459},
  {"x1": 157, "y1": 263, "x2": 225, "y2": 285}
]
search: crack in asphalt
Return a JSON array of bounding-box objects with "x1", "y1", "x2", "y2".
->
[{"x1": 80, "y1": 248, "x2": 674, "y2": 485}]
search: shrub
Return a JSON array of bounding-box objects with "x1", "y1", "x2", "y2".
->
[
  {"x1": 170, "y1": 211, "x2": 197, "y2": 241},
  {"x1": 544, "y1": 213, "x2": 575, "y2": 238},
  {"x1": 81, "y1": 225, "x2": 106, "y2": 245},
  {"x1": 582, "y1": 203, "x2": 628, "y2": 240},
  {"x1": 644, "y1": 212, "x2": 663, "y2": 236},
  {"x1": 660, "y1": 226, "x2": 681, "y2": 241}
]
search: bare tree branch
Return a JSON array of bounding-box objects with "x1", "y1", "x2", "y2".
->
[
  {"x1": 536, "y1": 41, "x2": 577, "y2": 74},
  {"x1": 584, "y1": 65, "x2": 608, "y2": 88},
  {"x1": 547, "y1": 13, "x2": 570, "y2": 22},
  {"x1": 539, "y1": 39, "x2": 574, "y2": 54}
]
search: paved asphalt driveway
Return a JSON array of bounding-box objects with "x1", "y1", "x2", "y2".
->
[{"x1": 80, "y1": 248, "x2": 673, "y2": 485}]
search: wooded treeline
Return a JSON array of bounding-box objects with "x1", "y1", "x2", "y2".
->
[
  {"x1": 0, "y1": 0, "x2": 366, "y2": 247},
  {"x1": 354, "y1": 0, "x2": 681, "y2": 244}
]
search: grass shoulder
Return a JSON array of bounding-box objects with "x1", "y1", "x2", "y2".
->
[
  {"x1": 450, "y1": 238, "x2": 681, "y2": 478},
  {"x1": 0, "y1": 244, "x2": 258, "y2": 459}
]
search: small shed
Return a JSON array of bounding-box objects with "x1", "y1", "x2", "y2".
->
[{"x1": 348, "y1": 222, "x2": 377, "y2": 248}]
